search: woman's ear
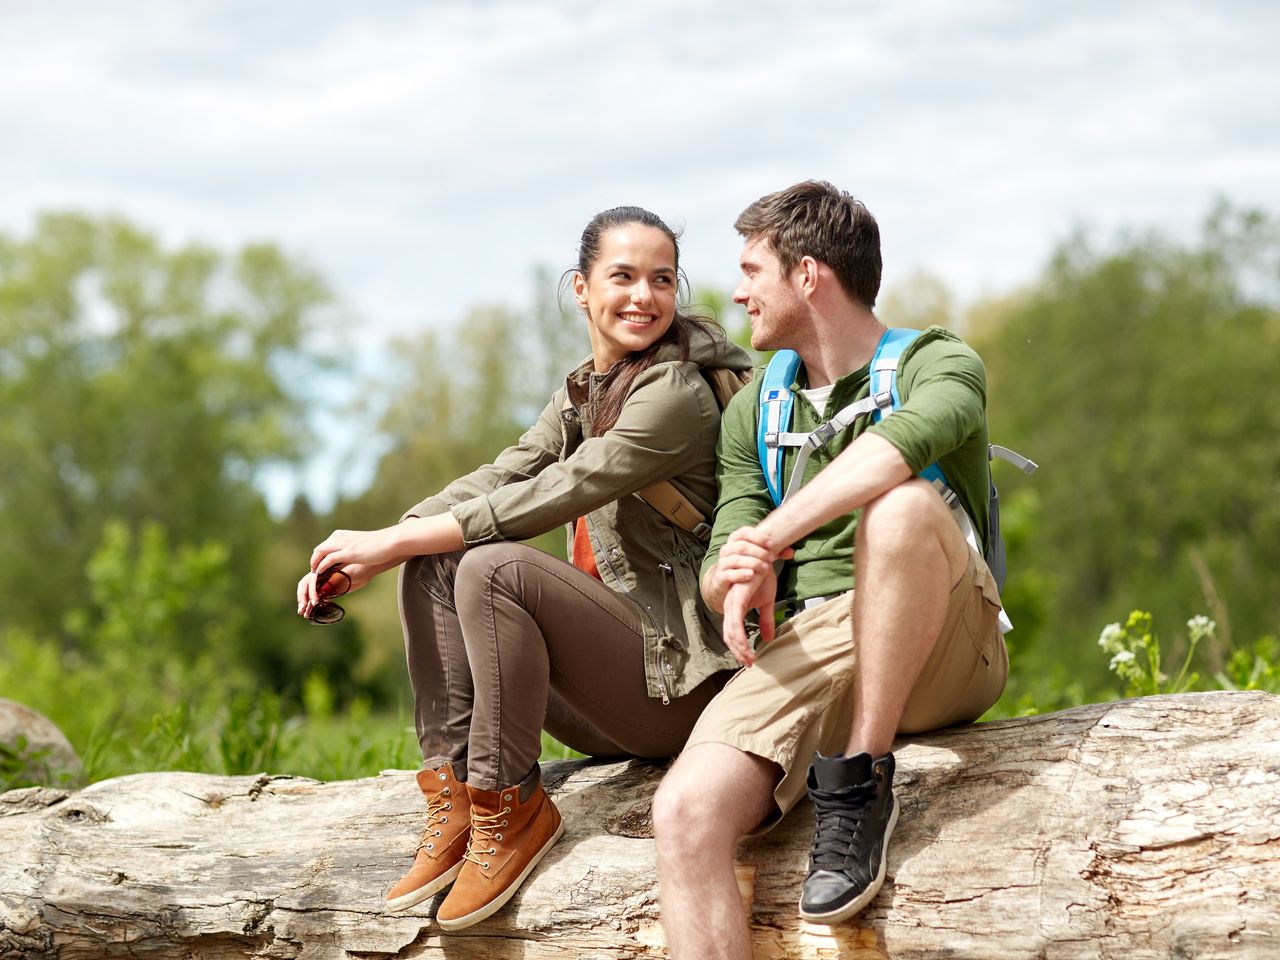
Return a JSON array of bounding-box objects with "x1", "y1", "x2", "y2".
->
[{"x1": 572, "y1": 271, "x2": 590, "y2": 310}]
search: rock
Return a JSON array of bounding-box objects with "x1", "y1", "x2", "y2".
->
[{"x1": 0, "y1": 698, "x2": 82, "y2": 790}]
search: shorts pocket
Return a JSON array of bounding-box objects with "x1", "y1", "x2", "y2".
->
[{"x1": 961, "y1": 556, "x2": 1003, "y2": 665}]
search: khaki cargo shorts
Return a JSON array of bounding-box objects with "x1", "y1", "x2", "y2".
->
[{"x1": 684, "y1": 544, "x2": 1008, "y2": 831}]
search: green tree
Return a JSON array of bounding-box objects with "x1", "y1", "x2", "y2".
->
[
  {"x1": 877, "y1": 268, "x2": 956, "y2": 332},
  {"x1": 974, "y1": 203, "x2": 1280, "y2": 690},
  {"x1": 0, "y1": 212, "x2": 335, "y2": 661}
]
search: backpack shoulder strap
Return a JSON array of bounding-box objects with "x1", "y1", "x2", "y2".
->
[
  {"x1": 756, "y1": 350, "x2": 803, "y2": 506},
  {"x1": 635, "y1": 479, "x2": 711, "y2": 539},
  {"x1": 703, "y1": 366, "x2": 753, "y2": 409},
  {"x1": 869, "y1": 327, "x2": 919, "y2": 422},
  {"x1": 869, "y1": 327, "x2": 947, "y2": 486},
  {"x1": 634, "y1": 365, "x2": 753, "y2": 540}
]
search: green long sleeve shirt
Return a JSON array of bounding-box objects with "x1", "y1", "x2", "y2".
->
[{"x1": 701, "y1": 326, "x2": 992, "y2": 607}]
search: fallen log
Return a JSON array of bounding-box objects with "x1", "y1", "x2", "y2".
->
[{"x1": 1, "y1": 690, "x2": 1277, "y2": 959}]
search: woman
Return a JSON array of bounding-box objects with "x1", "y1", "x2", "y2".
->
[{"x1": 297, "y1": 207, "x2": 752, "y2": 930}]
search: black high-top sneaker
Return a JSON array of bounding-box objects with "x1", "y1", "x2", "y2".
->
[{"x1": 799, "y1": 751, "x2": 898, "y2": 923}]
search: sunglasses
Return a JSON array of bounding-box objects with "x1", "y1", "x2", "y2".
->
[{"x1": 309, "y1": 567, "x2": 351, "y2": 625}]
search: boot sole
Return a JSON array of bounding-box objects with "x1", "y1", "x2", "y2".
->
[
  {"x1": 799, "y1": 795, "x2": 899, "y2": 923},
  {"x1": 385, "y1": 859, "x2": 464, "y2": 913},
  {"x1": 436, "y1": 818, "x2": 565, "y2": 931}
]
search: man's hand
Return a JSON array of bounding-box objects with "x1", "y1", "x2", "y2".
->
[
  {"x1": 703, "y1": 526, "x2": 793, "y2": 613},
  {"x1": 711, "y1": 526, "x2": 794, "y2": 667}
]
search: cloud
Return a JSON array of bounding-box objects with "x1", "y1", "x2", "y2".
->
[{"x1": 1, "y1": 0, "x2": 1277, "y2": 340}]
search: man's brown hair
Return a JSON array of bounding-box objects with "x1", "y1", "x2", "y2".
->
[{"x1": 734, "y1": 180, "x2": 882, "y2": 309}]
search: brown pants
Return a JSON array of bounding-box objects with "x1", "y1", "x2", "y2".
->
[{"x1": 399, "y1": 542, "x2": 725, "y2": 790}]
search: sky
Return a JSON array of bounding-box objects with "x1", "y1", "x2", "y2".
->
[{"x1": 3, "y1": 0, "x2": 1278, "y2": 507}]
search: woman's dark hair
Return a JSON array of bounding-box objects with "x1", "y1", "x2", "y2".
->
[{"x1": 567, "y1": 206, "x2": 717, "y2": 434}]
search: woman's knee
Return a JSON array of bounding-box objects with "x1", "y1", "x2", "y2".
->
[
  {"x1": 400, "y1": 552, "x2": 459, "y2": 608},
  {"x1": 454, "y1": 541, "x2": 534, "y2": 588}
]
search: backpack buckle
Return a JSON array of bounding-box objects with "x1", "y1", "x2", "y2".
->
[{"x1": 812, "y1": 422, "x2": 839, "y2": 446}]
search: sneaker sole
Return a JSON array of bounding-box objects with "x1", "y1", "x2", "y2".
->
[
  {"x1": 798, "y1": 795, "x2": 899, "y2": 923},
  {"x1": 436, "y1": 817, "x2": 565, "y2": 931},
  {"x1": 384, "y1": 859, "x2": 464, "y2": 914}
]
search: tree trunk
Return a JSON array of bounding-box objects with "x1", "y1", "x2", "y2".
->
[{"x1": 2, "y1": 690, "x2": 1277, "y2": 959}]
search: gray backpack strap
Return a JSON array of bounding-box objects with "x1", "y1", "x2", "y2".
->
[
  {"x1": 990, "y1": 444, "x2": 1039, "y2": 475},
  {"x1": 782, "y1": 394, "x2": 885, "y2": 502}
]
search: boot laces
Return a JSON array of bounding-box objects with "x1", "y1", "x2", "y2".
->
[
  {"x1": 462, "y1": 805, "x2": 511, "y2": 871},
  {"x1": 809, "y1": 779, "x2": 877, "y2": 870},
  {"x1": 415, "y1": 788, "x2": 456, "y2": 852}
]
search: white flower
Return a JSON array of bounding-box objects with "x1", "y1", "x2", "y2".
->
[
  {"x1": 1109, "y1": 650, "x2": 1136, "y2": 669},
  {"x1": 1187, "y1": 615, "x2": 1216, "y2": 640},
  {"x1": 1098, "y1": 623, "x2": 1123, "y2": 650}
]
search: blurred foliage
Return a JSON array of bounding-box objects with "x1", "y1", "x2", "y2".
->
[
  {"x1": 0, "y1": 736, "x2": 56, "y2": 792},
  {"x1": 3, "y1": 204, "x2": 1278, "y2": 787},
  {"x1": 975, "y1": 201, "x2": 1280, "y2": 703},
  {"x1": 0, "y1": 212, "x2": 339, "y2": 682},
  {"x1": 878, "y1": 268, "x2": 956, "y2": 332}
]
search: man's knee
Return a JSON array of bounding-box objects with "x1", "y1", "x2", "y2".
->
[
  {"x1": 653, "y1": 762, "x2": 717, "y2": 858},
  {"x1": 860, "y1": 480, "x2": 963, "y2": 556},
  {"x1": 653, "y1": 745, "x2": 777, "y2": 860},
  {"x1": 861, "y1": 478, "x2": 943, "y2": 536}
]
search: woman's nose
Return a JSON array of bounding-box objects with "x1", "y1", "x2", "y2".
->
[{"x1": 631, "y1": 281, "x2": 652, "y2": 304}]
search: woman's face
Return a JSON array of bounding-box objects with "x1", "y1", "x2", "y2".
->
[{"x1": 573, "y1": 224, "x2": 678, "y2": 373}]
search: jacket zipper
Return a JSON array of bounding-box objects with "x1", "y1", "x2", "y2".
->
[{"x1": 656, "y1": 561, "x2": 678, "y2": 705}]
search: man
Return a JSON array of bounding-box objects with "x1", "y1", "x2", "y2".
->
[{"x1": 653, "y1": 180, "x2": 1009, "y2": 959}]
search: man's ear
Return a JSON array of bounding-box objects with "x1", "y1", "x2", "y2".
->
[
  {"x1": 797, "y1": 256, "x2": 821, "y2": 297},
  {"x1": 572, "y1": 271, "x2": 589, "y2": 310}
]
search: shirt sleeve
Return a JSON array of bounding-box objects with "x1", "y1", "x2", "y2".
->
[
  {"x1": 400, "y1": 395, "x2": 566, "y2": 521},
  {"x1": 450, "y1": 362, "x2": 713, "y2": 545},
  {"x1": 865, "y1": 337, "x2": 988, "y2": 472},
  {"x1": 700, "y1": 378, "x2": 773, "y2": 581}
]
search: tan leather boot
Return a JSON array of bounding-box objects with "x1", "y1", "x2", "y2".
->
[
  {"x1": 385, "y1": 763, "x2": 471, "y2": 912},
  {"x1": 436, "y1": 765, "x2": 564, "y2": 931}
]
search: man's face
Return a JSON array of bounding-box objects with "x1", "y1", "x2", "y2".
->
[{"x1": 732, "y1": 236, "x2": 806, "y2": 352}]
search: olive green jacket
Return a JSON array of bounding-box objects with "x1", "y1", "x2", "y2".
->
[{"x1": 403, "y1": 325, "x2": 754, "y2": 702}]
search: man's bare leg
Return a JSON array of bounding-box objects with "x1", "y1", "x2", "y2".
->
[
  {"x1": 654, "y1": 742, "x2": 779, "y2": 960},
  {"x1": 800, "y1": 479, "x2": 972, "y2": 923},
  {"x1": 846, "y1": 479, "x2": 970, "y2": 757}
]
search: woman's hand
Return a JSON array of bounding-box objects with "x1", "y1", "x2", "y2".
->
[
  {"x1": 295, "y1": 515, "x2": 465, "y2": 619},
  {"x1": 310, "y1": 526, "x2": 407, "y2": 578},
  {"x1": 296, "y1": 562, "x2": 383, "y2": 619}
]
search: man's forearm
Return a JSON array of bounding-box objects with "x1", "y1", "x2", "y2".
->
[{"x1": 756, "y1": 432, "x2": 912, "y2": 551}]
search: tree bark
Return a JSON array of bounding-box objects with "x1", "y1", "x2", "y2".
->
[{"x1": 2, "y1": 690, "x2": 1277, "y2": 959}]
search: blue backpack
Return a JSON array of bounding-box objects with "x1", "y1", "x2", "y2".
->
[{"x1": 756, "y1": 328, "x2": 1036, "y2": 591}]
